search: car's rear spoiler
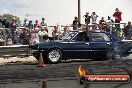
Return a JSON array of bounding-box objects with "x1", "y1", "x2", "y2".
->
[
  {"x1": 122, "y1": 40, "x2": 132, "y2": 42},
  {"x1": 122, "y1": 40, "x2": 132, "y2": 45}
]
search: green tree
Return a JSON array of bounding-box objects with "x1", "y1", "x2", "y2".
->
[{"x1": 0, "y1": 14, "x2": 21, "y2": 24}]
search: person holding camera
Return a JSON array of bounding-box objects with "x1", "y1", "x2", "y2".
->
[
  {"x1": 91, "y1": 12, "x2": 98, "y2": 24},
  {"x1": 113, "y1": 8, "x2": 122, "y2": 28},
  {"x1": 99, "y1": 17, "x2": 107, "y2": 31},
  {"x1": 72, "y1": 16, "x2": 79, "y2": 30},
  {"x1": 83, "y1": 12, "x2": 91, "y2": 25}
]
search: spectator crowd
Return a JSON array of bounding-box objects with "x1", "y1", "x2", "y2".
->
[
  {"x1": 0, "y1": 8, "x2": 132, "y2": 46},
  {"x1": 0, "y1": 17, "x2": 53, "y2": 46},
  {"x1": 72, "y1": 8, "x2": 132, "y2": 39}
]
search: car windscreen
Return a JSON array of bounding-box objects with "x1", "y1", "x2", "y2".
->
[{"x1": 61, "y1": 31, "x2": 78, "y2": 41}]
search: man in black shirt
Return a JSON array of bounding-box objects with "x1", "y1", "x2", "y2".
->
[
  {"x1": 84, "y1": 12, "x2": 91, "y2": 24},
  {"x1": 0, "y1": 18, "x2": 10, "y2": 28},
  {"x1": 0, "y1": 18, "x2": 12, "y2": 39},
  {"x1": 123, "y1": 21, "x2": 132, "y2": 39},
  {"x1": 73, "y1": 16, "x2": 79, "y2": 30}
]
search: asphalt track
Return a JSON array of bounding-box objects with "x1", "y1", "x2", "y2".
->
[{"x1": 0, "y1": 56, "x2": 132, "y2": 88}]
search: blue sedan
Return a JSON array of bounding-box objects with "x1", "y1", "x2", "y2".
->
[{"x1": 30, "y1": 30, "x2": 132, "y2": 64}]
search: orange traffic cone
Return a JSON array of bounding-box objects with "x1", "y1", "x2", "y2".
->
[
  {"x1": 38, "y1": 53, "x2": 46, "y2": 67},
  {"x1": 42, "y1": 81, "x2": 47, "y2": 88}
]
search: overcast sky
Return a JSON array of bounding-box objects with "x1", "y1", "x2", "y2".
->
[{"x1": 0, "y1": 0, "x2": 132, "y2": 25}]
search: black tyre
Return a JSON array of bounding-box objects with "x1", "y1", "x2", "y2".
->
[
  {"x1": 106, "y1": 50, "x2": 115, "y2": 60},
  {"x1": 106, "y1": 48, "x2": 122, "y2": 61},
  {"x1": 47, "y1": 49, "x2": 62, "y2": 64}
]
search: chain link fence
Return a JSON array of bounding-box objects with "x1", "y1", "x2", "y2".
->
[
  {"x1": 0, "y1": 23, "x2": 132, "y2": 46},
  {"x1": 0, "y1": 26, "x2": 63, "y2": 46}
]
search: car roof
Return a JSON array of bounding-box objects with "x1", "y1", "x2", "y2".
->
[{"x1": 70, "y1": 29, "x2": 106, "y2": 33}]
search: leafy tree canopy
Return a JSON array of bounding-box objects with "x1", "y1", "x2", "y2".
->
[
  {"x1": 0, "y1": 14, "x2": 20, "y2": 23},
  {"x1": 0, "y1": 14, "x2": 21, "y2": 27}
]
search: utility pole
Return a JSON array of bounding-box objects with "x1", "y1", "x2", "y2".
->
[{"x1": 78, "y1": 0, "x2": 81, "y2": 23}]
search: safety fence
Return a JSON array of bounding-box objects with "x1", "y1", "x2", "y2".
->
[
  {"x1": 0, "y1": 22, "x2": 132, "y2": 47},
  {"x1": 0, "y1": 45, "x2": 31, "y2": 58}
]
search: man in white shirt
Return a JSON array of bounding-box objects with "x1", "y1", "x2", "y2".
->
[
  {"x1": 106, "y1": 16, "x2": 114, "y2": 33},
  {"x1": 91, "y1": 12, "x2": 98, "y2": 24},
  {"x1": 38, "y1": 26, "x2": 49, "y2": 42}
]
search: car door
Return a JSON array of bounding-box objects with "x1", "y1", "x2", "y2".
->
[
  {"x1": 90, "y1": 32, "x2": 112, "y2": 56},
  {"x1": 63, "y1": 31, "x2": 92, "y2": 58}
]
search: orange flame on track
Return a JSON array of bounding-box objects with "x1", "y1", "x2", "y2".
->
[{"x1": 78, "y1": 66, "x2": 86, "y2": 76}]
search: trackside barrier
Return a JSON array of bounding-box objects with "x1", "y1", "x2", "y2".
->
[{"x1": 0, "y1": 45, "x2": 31, "y2": 58}]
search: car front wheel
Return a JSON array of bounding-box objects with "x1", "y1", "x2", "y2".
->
[{"x1": 47, "y1": 49, "x2": 62, "y2": 64}]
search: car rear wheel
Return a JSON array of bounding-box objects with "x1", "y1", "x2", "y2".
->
[
  {"x1": 106, "y1": 50, "x2": 114, "y2": 60},
  {"x1": 106, "y1": 49, "x2": 121, "y2": 60},
  {"x1": 47, "y1": 49, "x2": 62, "y2": 64}
]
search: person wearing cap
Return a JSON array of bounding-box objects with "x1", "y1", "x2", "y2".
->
[
  {"x1": 113, "y1": 8, "x2": 122, "y2": 28},
  {"x1": 83, "y1": 12, "x2": 91, "y2": 25},
  {"x1": 27, "y1": 20, "x2": 33, "y2": 30},
  {"x1": 38, "y1": 26, "x2": 49, "y2": 42},
  {"x1": 106, "y1": 16, "x2": 114, "y2": 25},
  {"x1": 106, "y1": 16, "x2": 114, "y2": 32},
  {"x1": 40, "y1": 17, "x2": 48, "y2": 32},
  {"x1": 72, "y1": 16, "x2": 79, "y2": 30}
]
